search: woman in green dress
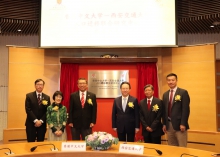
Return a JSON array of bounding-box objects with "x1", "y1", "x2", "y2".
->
[{"x1": 46, "y1": 91, "x2": 67, "y2": 141}]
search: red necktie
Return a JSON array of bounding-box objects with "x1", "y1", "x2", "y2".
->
[
  {"x1": 168, "y1": 90, "x2": 173, "y2": 117},
  {"x1": 147, "y1": 99, "x2": 151, "y2": 110},
  {"x1": 37, "y1": 94, "x2": 41, "y2": 105},
  {"x1": 81, "y1": 92, "x2": 85, "y2": 108}
]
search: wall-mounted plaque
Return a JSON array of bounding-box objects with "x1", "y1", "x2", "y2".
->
[{"x1": 88, "y1": 70, "x2": 129, "y2": 98}]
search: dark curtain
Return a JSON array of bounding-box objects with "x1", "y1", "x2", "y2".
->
[
  {"x1": 137, "y1": 62, "x2": 159, "y2": 101},
  {"x1": 60, "y1": 63, "x2": 79, "y2": 140}
]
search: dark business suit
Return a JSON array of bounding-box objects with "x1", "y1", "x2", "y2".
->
[
  {"x1": 139, "y1": 97, "x2": 163, "y2": 144},
  {"x1": 69, "y1": 91, "x2": 97, "y2": 140},
  {"x1": 162, "y1": 87, "x2": 190, "y2": 146},
  {"x1": 25, "y1": 91, "x2": 50, "y2": 142},
  {"x1": 112, "y1": 95, "x2": 140, "y2": 142}
]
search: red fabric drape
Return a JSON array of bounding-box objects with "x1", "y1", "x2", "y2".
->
[
  {"x1": 60, "y1": 63, "x2": 79, "y2": 140},
  {"x1": 137, "y1": 62, "x2": 159, "y2": 101},
  {"x1": 135, "y1": 62, "x2": 159, "y2": 141}
]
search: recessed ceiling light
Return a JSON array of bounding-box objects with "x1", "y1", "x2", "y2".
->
[{"x1": 17, "y1": 29, "x2": 21, "y2": 32}]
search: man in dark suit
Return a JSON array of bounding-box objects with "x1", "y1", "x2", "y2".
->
[
  {"x1": 162, "y1": 73, "x2": 190, "y2": 147},
  {"x1": 112, "y1": 81, "x2": 140, "y2": 142},
  {"x1": 139, "y1": 84, "x2": 163, "y2": 144},
  {"x1": 25, "y1": 79, "x2": 51, "y2": 142},
  {"x1": 68, "y1": 78, "x2": 97, "y2": 140}
]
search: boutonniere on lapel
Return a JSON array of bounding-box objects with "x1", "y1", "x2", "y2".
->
[
  {"x1": 174, "y1": 95, "x2": 181, "y2": 102},
  {"x1": 152, "y1": 104, "x2": 159, "y2": 112},
  {"x1": 87, "y1": 98, "x2": 93, "y2": 105},
  {"x1": 53, "y1": 106, "x2": 59, "y2": 111},
  {"x1": 128, "y1": 102, "x2": 134, "y2": 109},
  {"x1": 41, "y1": 100, "x2": 48, "y2": 105}
]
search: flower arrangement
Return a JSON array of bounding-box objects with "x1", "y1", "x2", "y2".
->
[
  {"x1": 128, "y1": 102, "x2": 134, "y2": 108},
  {"x1": 152, "y1": 104, "x2": 159, "y2": 112},
  {"x1": 85, "y1": 131, "x2": 119, "y2": 150},
  {"x1": 41, "y1": 100, "x2": 48, "y2": 105},
  {"x1": 87, "y1": 98, "x2": 93, "y2": 105},
  {"x1": 175, "y1": 95, "x2": 181, "y2": 101}
]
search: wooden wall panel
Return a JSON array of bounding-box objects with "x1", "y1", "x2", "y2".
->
[
  {"x1": 216, "y1": 60, "x2": 220, "y2": 130},
  {"x1": 217, "y1": 75, "x2": 220, "y2": 86},
  {"x1": 161, "y1": 45, "x2": 216, "y2": 131},
  {"x1": 7, "y1": 47, "x2": 60, "y2": 128}
]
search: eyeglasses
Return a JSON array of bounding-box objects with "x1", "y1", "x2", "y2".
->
[{"x1": 36, "y1": 84, "x2": 44, "y2": 86}]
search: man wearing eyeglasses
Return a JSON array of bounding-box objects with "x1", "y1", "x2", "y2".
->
[{"x1": 25, "y1": 79, "x2": 51, "y2": 142}]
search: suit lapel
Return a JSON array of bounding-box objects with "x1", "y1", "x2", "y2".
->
[
  {"x1": 33, "y1": 92, "x2": 39, "y2": 106},
  {"x1": 143, "y1": 98, "x2": 148, "y2": 111},
  {"x1": 143, "y1": 98, "x2": 151, "y2": 115},
  {"x1": 85, "y1": 92, "x2": 91, "y2": 106},
  {"x1": 151, "y1": 97, "x2": 156, "y2": 112},
  {"x1": 41, "y1": 93, "x2": 45, "y2": 100},
  {"x1": 172, "y1": 88, "x2": 180, "y2": 106},
  {"x1": 125, "y1": 96, "x2": 132, "y2": 112},
  {"x1": 165, "y1": 90, "x2": 170, "y2": 106},
  {"x1": 119, "y1": 96, "x2": 123, "y2": 112},
  {"x1": 77, "y1": 91, "x2": 82, "y2": 107}
]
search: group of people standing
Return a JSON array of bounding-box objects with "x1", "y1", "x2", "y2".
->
[
  {"x1": 112, "y1": 73, "x2": 190, "y2": 147},
  {"x1": 25, "y1": 73, "x2": 190, "y2": 148},
  {"x1": 25, "y1": 78, "x2": 97, "y2": 142}
]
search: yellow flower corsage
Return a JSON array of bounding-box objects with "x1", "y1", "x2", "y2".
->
[
  {"x1": 128, "y1": 102, "x2": 134, "y2": 108},
  {"x1": 152, "y1": 104, "x2": 159, "y2": 112},
  {"x1": 41, "y1": 100, "x2": 48, "y2": 105},
  {"x1": 87, "y1": 98, "x2": 93, "y2": 105},
  {"x1": 175, "y1": 95, "x2": 181, "y2": 101},
  {"x1": 53, "y1": 106, "x2": 59, "y2": 111}
]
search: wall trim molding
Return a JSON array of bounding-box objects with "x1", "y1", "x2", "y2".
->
[{"x1": 60, "y1": 57, "x2": 158, "y2": 64}]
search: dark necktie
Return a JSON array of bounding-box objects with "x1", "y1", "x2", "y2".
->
[
  {"x1": 147, "y1": 99, "x2": 151, "y2": 110},
  {"x1": 37, "y1": 94, "x2": 41, "y2": 105},
  {"x1": 81, "y1": 92, "x2": 85, "y2": 108},
  {"x1": 168, "y1": 90, "x2": 173, "y2": 117}
]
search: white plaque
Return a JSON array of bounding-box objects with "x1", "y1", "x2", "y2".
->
[
  {"x1": 88, "y1": 70, "x2": 129, "y2": 98},
  {"x1": 119, "y1": 144, "x2": 144, "y2": 155},
  {"x1": 61, "y1": 142, "x2": 86, "y2": 151}
]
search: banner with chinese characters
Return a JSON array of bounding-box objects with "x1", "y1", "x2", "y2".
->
[{"x1": 88, "y1": 70, "x2": 129, "y2": 98}]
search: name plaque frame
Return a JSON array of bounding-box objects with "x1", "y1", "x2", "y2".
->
[{"x1": 88, "y1": 70, "x2": 129, "y2": 98}]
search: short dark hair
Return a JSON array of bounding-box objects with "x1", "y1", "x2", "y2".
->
[
  {"x1": 35, "y1": 79, "x2": 45, "y2": 85},
  {"x1": 120, "y1": 81, "x2": 131, "y2": 89},
  {"x1": 144, "y1": 84, "x2": 154, "y2": 91},
  {"x1": 77, "y1": 78, "x2": 87, "y2": 84},
  {"x1": 53, "y1": 91, "x2": 64, "y2": 100},
  {"x1": 166, "y1": 73, "x2": 178, "y2": 80}
]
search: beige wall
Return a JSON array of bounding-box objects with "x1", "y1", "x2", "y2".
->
[
  {"x1": 7, "y1": 47, "x2": 60, "y2": 128},
  {"x1": 161, "y1": 45, "x2": 216, "y2": 131}
]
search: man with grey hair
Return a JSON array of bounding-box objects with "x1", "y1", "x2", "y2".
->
[{"x1": 139, "y1": 84, "x2": 163, "y2": 144}]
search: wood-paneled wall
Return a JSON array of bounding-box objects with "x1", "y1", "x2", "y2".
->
[
  {"x1": 7, "y1": 47, "x2": 60, "y2": 128},
  {"x1": 216, "y1": 60, "x2": 220, "y2": 131},
  {"x1": 161, "y1": 45, "x2": 216, "y2": 131}
]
